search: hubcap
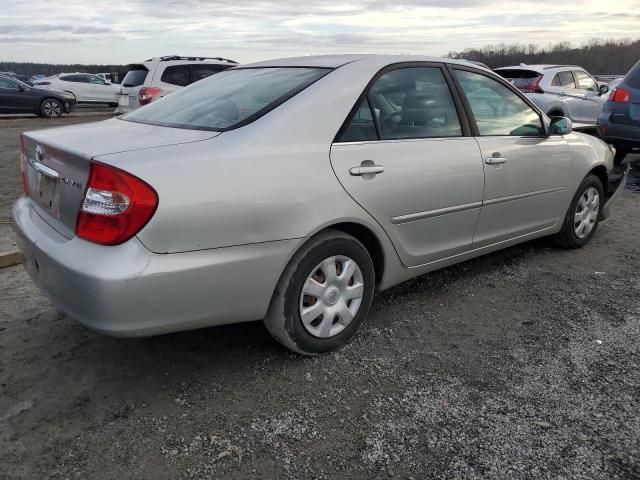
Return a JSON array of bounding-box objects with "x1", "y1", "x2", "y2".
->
[
  {"x1": 43, "y1": 101, "x2": 61, "y2": 117},
  {"x1": 574, "y1": 187, "x2": 600, "y2": 239},
  {"x1": 299, "y1": 255, "x2": 364, "y2": 338}
]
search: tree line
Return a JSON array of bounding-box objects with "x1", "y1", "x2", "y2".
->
[
  {"x1": 0, "y1": 61, "x2": 126, "y2": 78},
  {"x1": 3, "y1": 38, "x2": 639, "y2": 78},
  {"x1": 446, "y1": 38, "x2": 640, "y2": 75}
]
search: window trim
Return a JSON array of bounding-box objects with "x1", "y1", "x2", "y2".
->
[
  {"x1": 333, "y1": 61, "x2": 472, "y2": 143},
  {"x1": 446, "y1": 64, "x2": 548, "y2": 138}
]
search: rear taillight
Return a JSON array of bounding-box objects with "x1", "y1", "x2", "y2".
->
[
  {"x1": 76, "y1": 162, "x2": 158, "y2": 246},
  {"x1": 610, "y1": 87, "x2": 630, "y2": 103},
  {"x1": 138, "y1": 87, "x2": 162, "y2": 105},
  {"x1": 518, "y1": 76, "x2": 544, "y2": 94},
  {"x1": 19, "y1": 134, "x2": 28, "y2": 195}
]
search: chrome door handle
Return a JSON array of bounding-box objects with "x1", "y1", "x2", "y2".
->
[
  {"x1": 28, "y1": 158, "x2": 59, "y2": 179},
  {"x1": 350, "y1": 165, "x2": 385, "y2": 176},
  {"x1": 485, "y1": 157, "x2": 507, "y2": 165}
]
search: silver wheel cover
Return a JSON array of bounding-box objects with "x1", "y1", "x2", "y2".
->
[
  {"x1": 574, "y1": 187, "x2": 600, "y2": 239},
  {"x1": 299, "y1": 255, "x2": 364, "y2": 338}
]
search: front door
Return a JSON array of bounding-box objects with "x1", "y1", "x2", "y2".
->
[
  {"x1": 451, "y1": 68, "x2": 573, "y2": 248},
  {"x1": 330, "y1": 65, "x2": 485, "y2": 267},
  {"x1": 573, "y1": 70, "x2": 606, "y2": 124}
]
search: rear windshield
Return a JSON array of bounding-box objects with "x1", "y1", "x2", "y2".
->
[
  {"x1": 496, "y1": 69, "x2": 542, "y2": 88},
  {"x1": 626, "y1": 60, "x2": 640, "y2": 89},
  {"x1": 121, "y1": 67, "x2": 148, "y2": 87},
  {"x1": 122, "y1": 67, "x2": 330, "y2": 131}
]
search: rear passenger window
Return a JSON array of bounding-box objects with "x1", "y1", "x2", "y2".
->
[
  {"x1": 161, "y1": 65, "x2": 190, "y2": 86},
  {"x1": 553, "y1": 71, "x2": 576, "y2": 88},
  {"x1": 339, "y1": 98, "x2": 378, "y2": 142},
  {"x1": 60, "y1": 75, "x2": 88, "y2": 83},
  {"x1": 191, "y1": 64, "x2": 228, "y2": 82},
  {"x1": 371, "y1": 67, "x2": 462, "y2": 140}
]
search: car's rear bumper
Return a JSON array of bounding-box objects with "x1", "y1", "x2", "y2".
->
[
  {"x1": 598, "y1": 114, "x2": 640, "y2": 148},
  {"x1": 602, "y1": 163, "x2": 630, "y2": 220},
  {"x1": 12, "y1": 196, "x2": 299, "y2": 337}
]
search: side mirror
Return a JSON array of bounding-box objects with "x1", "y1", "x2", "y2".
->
[
  {"x1": 549, "y1": 116, "x2": 572, "y2": 136},
  {"x1": 598, "y1": 84, "x2": 609, "y2": 96}
]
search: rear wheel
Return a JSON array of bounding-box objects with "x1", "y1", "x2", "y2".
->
[
  {"x1": 553, "y1": 174, "x2": 603, "y2": 249},
  {"x1": 264, "y1": 230, "x2": 375, "y2": 355},
  {"x1": 40, "y1": 98, "x2": 63, "y2": 118}
]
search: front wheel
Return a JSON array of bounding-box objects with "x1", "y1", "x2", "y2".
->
[
  {"x1": 39, "y1": 98, "x2": 63, "y2": 118},
  {"x1": 264, "y1": 230, "x2": 375, "y2": 355},
  {"x1": 553, "y1": 174, "x2": 604, "y2": 249}
]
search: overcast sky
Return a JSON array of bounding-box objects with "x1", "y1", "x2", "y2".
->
[{"x1": 2, "y1": 0, "x2": 639, "y2": 65}]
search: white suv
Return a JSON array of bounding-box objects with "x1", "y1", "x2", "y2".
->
[
  {"x1": 33, "y1": 73, "x2": 119, "y2": 105},
  {"x1": 115, "y1": 55, "x2": 238, "y2": 114},
  {"x1": 495, "y1": 64, "x2": 610, "y2": 126}
]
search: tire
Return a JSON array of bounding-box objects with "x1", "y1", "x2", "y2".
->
[
  {"x1": 553, "y1": 174, "x2": 604, "y2": 249},
  {"x1": 264, "y1": 230, "x2": 375, "y2": 355},
  {"x1": 40, "y1": 98, "x2": 63, "y2": 118}
]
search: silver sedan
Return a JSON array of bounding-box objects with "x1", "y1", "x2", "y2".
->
[{"x1": 12, "y1": 55, "x2": 627, "y2": 354}]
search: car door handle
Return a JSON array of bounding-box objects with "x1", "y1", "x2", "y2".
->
[
  {"x1": 350, "y1": 165, "x2": 385, "y2": 176},
  {"x1": 485, "y1": 156, "x2": 507, "y2": 165}
]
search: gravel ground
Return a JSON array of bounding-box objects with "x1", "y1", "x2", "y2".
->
[{"x1": 0, "y1": 116, "x2": 639, "y2": 479}]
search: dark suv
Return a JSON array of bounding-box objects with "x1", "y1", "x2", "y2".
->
[{"x1": 598, "y1": 60, "x2": 640, "y2": 161}]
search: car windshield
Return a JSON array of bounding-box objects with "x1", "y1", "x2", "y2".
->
[{"x1": 122, "y1": 67, "x2": 330, "y2": 131}]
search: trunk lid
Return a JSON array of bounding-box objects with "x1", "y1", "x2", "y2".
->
[{"x1": 22, "y1": 119, "x2": 219, "y2": 237}]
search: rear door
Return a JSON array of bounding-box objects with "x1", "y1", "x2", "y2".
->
[
  {"x1": 330, "y1": 64, "x2": 485, "y2": 267},
  {"x1": 450, "y1": 67, "x2": 572, "y2": 247},
  {"x1": 60, "y1": 75, "x2": 91, "y2": 101},
  {"x1": 158, "y1": 64, "x2": 190, "y2": 96}
]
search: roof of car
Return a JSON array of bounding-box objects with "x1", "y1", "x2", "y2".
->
[
  {"x1": 241, "y1": 54, "x2": 492, "y2": 70},
  {"x1": 495, "y1": 64, "x2": 583, "y2": 73}
]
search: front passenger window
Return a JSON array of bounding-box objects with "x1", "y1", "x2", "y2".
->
[
  {"x1": 573, "y1": 71, "x2": 597, "y2": 91},
  {"x1": 454, "y1": 70, "x2": 544, "y2": 137}
]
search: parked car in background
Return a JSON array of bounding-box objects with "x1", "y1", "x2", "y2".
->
[
  {"x1": 33, "y1": 73, "x2": 119, "y2": 105},
  {"x1": 14, "y1": 75, "x2": 34, "y2": 86},
  {"x1": 598, "y1": 60, "x2": 640, "y2": 161},
  {"x1": 13, "y1": 55, "x2": 626, "y2": 355},
  {"x1": 0, "y1": 74, "x2": 75, "y2": 117},
  {"x1": 495, "y1": 64, "x2": 610, "y2": 126},
  {"x1": 115, "y1": 55, "x2": 237, "y2": 114}
]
